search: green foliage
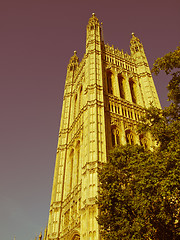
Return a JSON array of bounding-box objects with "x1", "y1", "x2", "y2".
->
[
  {"x1": 97, "y1": 46, "x2": 180, "y2": 239},
  {"x1": 151, "y1": 45, "x2": 180, "y2": 75},
  {"x1": 152, "y1": 45, "x2": 180, "y2": 110},
  {"x1": 97, "y1": 145, "x2": 180, "y2": 240}
]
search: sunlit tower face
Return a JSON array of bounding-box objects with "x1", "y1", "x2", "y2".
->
[{"x1": 46, "y1": 13, "x2": 161, "y2": 240}]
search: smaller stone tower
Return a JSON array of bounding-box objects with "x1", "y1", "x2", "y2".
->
[{"x1": 130, "y1": 33, "x2": 161, "y2": 108}]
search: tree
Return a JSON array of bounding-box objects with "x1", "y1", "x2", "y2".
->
[{"x1": 97, "y1": 46, "x2": 180, "y2": 240}]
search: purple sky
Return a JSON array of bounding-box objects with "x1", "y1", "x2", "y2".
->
[{"x1": 0, "y1": 1, "x2": 179, "y2": 239}]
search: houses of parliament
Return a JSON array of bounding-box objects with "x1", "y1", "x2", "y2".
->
[{"x1": 36, "y1": 13, "x2": 161, "y2": 240}]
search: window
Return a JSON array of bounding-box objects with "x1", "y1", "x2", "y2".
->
[
  {"x1": 69, "y1": 149, "x2": 74, "y2": 191},
  {"x1": 116, "y1": 132, "x2": 120, "y2": 145},
  {"x1": 125, "y1": 130, "x2": 134, "y2": 145},
  {"x1": 72, "y1": 235, "x2": 80, "y2": 240},
  {"x1": 79, "y1": 86, "x2": 82, "y2": 111},
  {"x1": 129, "y1": 78, "x2": 136, "y2": 103},
  {"x1": 111, "y1": 129, "x2": 116, "y2": 147},
  {"x1": 74, "y1": 94, "x2": 78, "y2": 118},
  {"x1": 107, "y1": 70, "x2": 113, "y2": 94},
  {"x1": 118, "y1": 74, "x2": 125, "y2": 99},
  {"x1": 139, "y1": 135, "x2": 148, "y2": 149},
  {"x1": 111, "y1": 127, "x2": 120, "y2": 147},
  {"x1": 76, "y1": 141, "x2": 80, "y2": 185}
]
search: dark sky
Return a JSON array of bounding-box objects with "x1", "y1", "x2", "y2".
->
[{"x1": 0, "y1": 1, "x2": 179, "y2": 239}]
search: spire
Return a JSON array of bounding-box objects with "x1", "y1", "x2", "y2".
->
[
  {"x1": 86, "y1": 12, "x2": 100, "y2": 34},
  {"x1": 88, "y1": 13, "x2": 99, "y2": 25},
  {"x1": 86, "y1": 13, "x2": 102, "y2": 53},
  {"x1": 68, "y1": 51, "x2": 79, "y2": 71},
  {"x1": 130, "y1": 32, "x2": 145, "y2": 55},
  {"x1": 130, "y1": 32, "x2": 140, "y2": 44},
  {"x1": 38, "y1": 231, "x2": 42, "y2": 240},
  {"x1": 43, "y1": 226, "x2": 47, "y2": 240},
  {"x1": 100, "y1": 22, "x2": 104, "y2": 42},
  {"x1": 69, "y1": 50, "x2": 79, "y2": 64}
]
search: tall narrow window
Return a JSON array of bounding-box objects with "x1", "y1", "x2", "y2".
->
[
  {"x1": 111, "y1": 127, "x2": 120, "y2": 147},
  {"x1": 129, "y1": 78, "x2": 136, "y2": 103},
  {"x1": 139, "y1": 135, "x2": 148, "y2": 149},
  {"x1": 116, "y1": 131, "x2": 120, "y2": 145},
  {"x1": 107, "y1": 70, "x2": 113, "y2": 94},
  {"x1": 125, "y1": 130, "x2": 134, "y2": 145},
  {"x1": 74, "y1": 94, "x2": 78, "y2": 119},
  {"x1": 70, "y1": 150, "x2": 74, "y2": 191},
  {"x1": 79, "y1": 86, "x2": 82, "y2": 111},
  {"x1": 111, "y1": 129, "x2": 115, "y2": 147},
  {"x1": 76, "y1": 141, "x2": 80, "y2": 185},
  {"x1": 118, "y1": 74, "x2": 125, "y2": 99}
]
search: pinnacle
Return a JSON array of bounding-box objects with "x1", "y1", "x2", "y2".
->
[{"x1": 88, "y1": 12, "x2": 99, "y2": 23}]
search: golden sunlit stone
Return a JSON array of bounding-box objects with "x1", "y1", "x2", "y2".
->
[{"x1": 45, "y1": 14, "x2": 161, "y2": 240}]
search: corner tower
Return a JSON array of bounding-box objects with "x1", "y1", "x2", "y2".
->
[
  {"x1": 46, "y1": 14, "x2": 161, "y2": 240},
  {"x1": 130, "y1": 33, "x2": 161, "y2": 108}
]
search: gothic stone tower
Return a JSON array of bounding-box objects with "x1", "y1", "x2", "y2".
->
[{"x1": 46, "y1": 14, "x2": 161, "y2": 240}]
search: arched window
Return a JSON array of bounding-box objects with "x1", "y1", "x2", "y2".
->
[
  {"x1": 111, "y1": 129, "x2": 116, "y2": 147},
  {"x1": 111, "y1": 127, "x2": 120, "y2": 147},
  {"x1": 118, "y1": 74, "x2": 125, "y2": 99},
  {"x1": 107, "y1": 70, "x2": 113, "y2": 94},
  {"x1": 75, "y1": 141, "x2": 80, "y2": 185},
  {"x1": 79, "y1": 86, "x2": 83, "y2": 111},
  {"x1": 125, "y1": 130, "x2": 134, "y2": 145},
  {"x1": 139, "y1": 134, "x2": 148, "y2": 149},
  {"x1": 129, "y1": 78, "x2": 136, "y2": 103},
  {"x1": 74, "y1": 94, "x2": 78, "y2": 119},
  {"x1": 69, "y1": 149, "x2": 74, "y2": 191},
  {"x1": 116, "y1": 131, "x2": 120, "y2": 145},
  {"x1": 72, "y1": 234, "x2": 80, "y2": 240}
]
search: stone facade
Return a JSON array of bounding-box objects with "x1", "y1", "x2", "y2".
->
[{"x1": 46, "y1": 13, "x2": 161, "y2": 240}]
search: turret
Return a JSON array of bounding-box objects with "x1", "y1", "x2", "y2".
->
[
  {"x1": 130, "y1": 33, "x2": 161, "y2": 108},
  {"x1": 38, "y1": 232, "x2": 42, "y2": 240},
  {"x1": 64, "y1": 50, "x2": 79, "y2": 97},
  {"x1": 67, "y1": 50, "x2": 79, "y2": 72},
  {"x1": 43, "y1": 226, "x2": 47, "y2": 240},
  {"x1": 130, "y1": 33, "x2": 146, "y2": 57},
  {"x1": 86, "y1": 13, "x2": 103, "y2": 54}
]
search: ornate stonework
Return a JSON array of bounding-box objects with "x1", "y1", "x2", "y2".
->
[{"x1": 45, "y1": 13, "x2": 161, "y2": 240}]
